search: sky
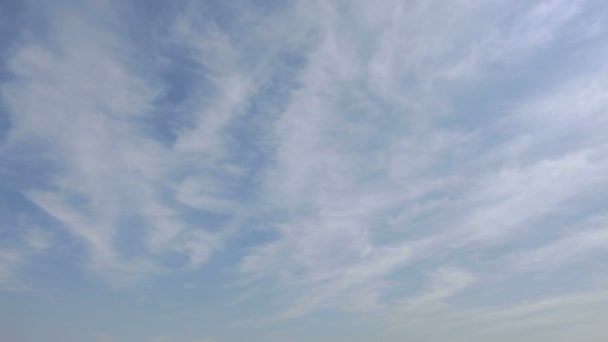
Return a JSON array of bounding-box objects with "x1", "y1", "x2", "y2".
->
[{"x1": 1, "y1": 0, "x2": 608, "y2": 341}]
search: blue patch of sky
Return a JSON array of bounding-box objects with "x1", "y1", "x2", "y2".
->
[
  {"x1": 143, "y1": 51, "x2": 216, "y2": 146},
  {"x1": 174, "y1": 203, "x2": 233, "y2": 233},
  {"x1": 443, "y1": 14, "x2": 608, "y2": 135},
  {"x1": 124, "y1": 2, "x2": 222, "y2": 146},
  {"x1": 0, "y1": 191, "x2": 63, "y2": 243},
  {"x1": 0, "y1": 189, "x2": 89, "y2": 285},
  {"x1": 0, "y1": 0, "x2": 28, "y2": 143},
  {"x1": 0, "y1": 140, "x2": 65, "y2": 192},
  {"x1": 224, "y1": 48, "x2": 309, "y2": 197},
  {"x1": 111, "y1": 214, "x2": 152, "y2": 260},
  {"x1": 0, "y1": 190, "x2": 38, "y2": 238},
  {"x1": 0, "y1": 103, "x2": 10, "y2": 145},
  {"x1": 21, "y1": 237, "x2": 88, "y2": 291}
]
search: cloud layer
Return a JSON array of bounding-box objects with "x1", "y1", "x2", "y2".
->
[{"x1": 1, "y1": 0, "x2": 608, "y2": 341}]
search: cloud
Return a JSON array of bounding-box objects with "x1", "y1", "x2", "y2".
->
[
  {"x1": 237, "y1": 0, "x2": 608, "y2": 325},
  {"x1": 0, "y1": 228, "x2": 50, "y2": 289},
  {"x1": 508, "y1": 214, "x2": 608, "y2": 272},
  {"x1": 1, "y1": 0, "x2": 608, "y2": 341},
  {"x1": 0, "y1": 248, "x2": 22, "y2": 287},
  {"x1": 382, "y1": 288, "x2": 608, "y2": 342},
  {"x1": 399, "y1": 266, "x2": 476, "y2": 309},
  {"x1": 0, "y1": 1, "x2": 259, "y2": 285}
]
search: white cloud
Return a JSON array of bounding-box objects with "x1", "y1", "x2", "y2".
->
[
  {"x1": 237, "y1": 0, "x2": 608, "y2": 324},
  {"x1": 508, "y1": 214, "x2": 608, "y2": 272},
  {"x1": 0, "y1": 248, "x2": 23, "y2": 287},
  {"x1": 399, "y1": 266, "x2": 476, "y2": 309},
  {"x1": 382, "y1": 289, "x2": 608, "y2": 342},
  {"x1": 0, "y1": 2, "x2": 256, "y2": 285},
  {"x1": 0, "y1": 228, "x2": 51, "y2": 289},
  {"x1": 2, "y1": 0, "x2": 608, "y2": 340}
]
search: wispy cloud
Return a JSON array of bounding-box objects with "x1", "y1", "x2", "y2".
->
[
  {"x1": 237, "y1": 0, "x2": 608, "y2": 326},
  {"x1": 508, "y1": 214, "x2": 608, "y2": 272},
  {"x1": 1, "y1": 0, "x2": 608, "y2": 341},
  {"x1": 380, "y1": 288, "x2": 608, "y2": 342},
  {"x1": 0, "y1": 228, "x2": 50, "y2": 289},
  {"x1": 1, "y1": 1, "x2": 259, "y2": 285}
]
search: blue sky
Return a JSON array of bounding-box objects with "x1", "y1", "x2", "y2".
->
[{"x1": 1, "y1": 0, "x2": 608, "y2": 341}]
